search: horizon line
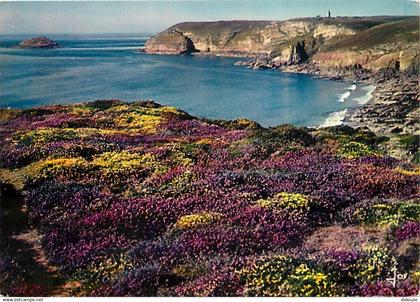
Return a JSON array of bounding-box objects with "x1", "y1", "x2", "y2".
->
[{"x1": 0, "y1": 14, "x2": 418, "y2": 35}]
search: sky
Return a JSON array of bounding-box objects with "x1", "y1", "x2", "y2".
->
[{"x1": 0, "y1": 0, "x2": 419, "y2": 34}]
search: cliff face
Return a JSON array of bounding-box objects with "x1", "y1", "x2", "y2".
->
[
  {"x1": 145, "y1": 16, "x2": 419, "y2": 71},
  {"x1": 312, "y1": 18, "x2": 420, "y2": 72},
  {"x1": 144, "y1": 30, "x2": 195, "y2": 54},
  {"x1": 146, "y1": 19, "x2": 340, "y2": 57},
  {"x1": 311, "y1": 47, "x2": 419, "y2": 72}
]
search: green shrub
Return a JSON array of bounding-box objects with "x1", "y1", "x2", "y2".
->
[
  {"x1": 353, "y1": 246, "x2": 396, "y2": 283},
  {"x1": 239, "y1": 255, "x2": 338, "y2": 297},
  {"x1": 337, "y1": 141, "x2": 377, "y2": 159},
  {"x1": 356, "y1": 202, "x2": 420, "y2": 227}
]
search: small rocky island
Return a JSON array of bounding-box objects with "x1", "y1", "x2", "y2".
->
[{"x1": 16, "y1": 36, "x2": 60, "y2": 49}]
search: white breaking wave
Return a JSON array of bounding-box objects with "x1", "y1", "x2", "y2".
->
[
  {"x1": 337, "y1": 84, "x2": 356, "y2": 102},
  {"x1": 319, "y1": 109, "x2": 348, "y2": 128},
  {"x1": 353, "y1": 85, "x2": 376, "y2": 105},
  {"x1": 338, "y1": 91, "x2": 351, "y2": 102},
  {"x1": 410, "y1": 0, "x2": 420, "y2": 6}
]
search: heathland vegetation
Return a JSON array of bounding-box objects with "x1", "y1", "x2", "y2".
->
[{"x1": 0, "y1": 100, "x2": 418, "y2": 296}]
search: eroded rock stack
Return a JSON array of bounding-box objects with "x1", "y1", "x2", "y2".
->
[{"x1": 145, "y1": 30, "x2": 195, "y2": 55}]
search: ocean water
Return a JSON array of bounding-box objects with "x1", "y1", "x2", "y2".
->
[{"x1": 0, "y1": 34, "x2": 373, "y2": 127}]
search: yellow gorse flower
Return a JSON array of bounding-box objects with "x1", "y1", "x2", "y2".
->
[
  {"x1": 394, "y1": 167, "x2": 420, "y2": 176},
  {"x1": 356, "y1": 202, "x2": 420, "y2": 227},
  {"x1": 175, "y1": 212, "x2": 222, "y2": 230},
  {"x1": 239, "y1": 255, "x2": 338, "y2": 297},
  {"x1": 337, "y1": 141, "x2": 378, "y2": 159},
  {"x1": 353, "y1": 245, "x2": 396, "y2": 283},
  {"x1": 111, "y1": 105, "x2": 184, "y2": 134},
  {"x1": 256, "y1": 192, "x2": 312, "y2": 213}
]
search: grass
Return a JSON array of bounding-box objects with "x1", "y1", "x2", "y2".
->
[{"x1": 324, "y1": 17, "x2": 419, "y2": 51}]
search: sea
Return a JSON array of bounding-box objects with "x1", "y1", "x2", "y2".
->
[{"x1": 0, "y1": 34, "x2": 375, "y2": 128}]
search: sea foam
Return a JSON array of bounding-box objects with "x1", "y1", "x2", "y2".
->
[
  {"x1": 338, "y1": 91, "x2": 351, "y2": 102},
  {"x1": 319, "y1": 109, "x2": 348, "y2": 128},
  {"x1": 354, "y1": 85, "x2": 376, "y2": 104},
  {"x1": 337, "y1": 84, "x2": 357, "y2": 102}
]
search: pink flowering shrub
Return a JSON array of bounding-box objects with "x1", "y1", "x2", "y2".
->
[
  {"x1": 0, "y1": 100, "x2": 418, "y2": 296},
  {"x1": 359, "y1": 280, "x2": 419, "y2": 296},
  {"x1": 395, "y1": 221, "x2": 420, "y2": 241}
]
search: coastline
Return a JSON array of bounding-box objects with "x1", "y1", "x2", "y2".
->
[
  {"x1": 231, "y1": 58, "x2": 419, "y2": 136},
  {"x1": 2, "y1": 11, "x2": 420, "y2": 297},
  {"x1": 142, "y1": 16, "x2": 419, "y2": 136},
  {"x1": 184, "y1": 52, "x2": 380, "y2": 130}
]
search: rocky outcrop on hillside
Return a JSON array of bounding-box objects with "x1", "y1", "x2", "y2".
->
[
  {"x1": 293, "y1": 42, "x2": 310, "y2": 63},
  {"x1": 16, "y1": 37, "x2": 60, "y2": 49}
]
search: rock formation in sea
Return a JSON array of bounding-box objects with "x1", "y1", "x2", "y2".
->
[
  {"x1": 144, "y1": 30, "x2": 195, "y2": 55},
  {"x1": 16, "y1": 37, "x2": 60, "y2": 49}
]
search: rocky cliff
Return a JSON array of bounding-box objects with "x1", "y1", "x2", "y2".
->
[
  {"x1": 312, "y1": 17, "x2": 419, "y2": 72},
  {"x1": 144, "y1": 30, "x2": 195, "y2": 54},
  {"x1": 145, "y1": 16, "x2": 419, "y2": 71}
]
